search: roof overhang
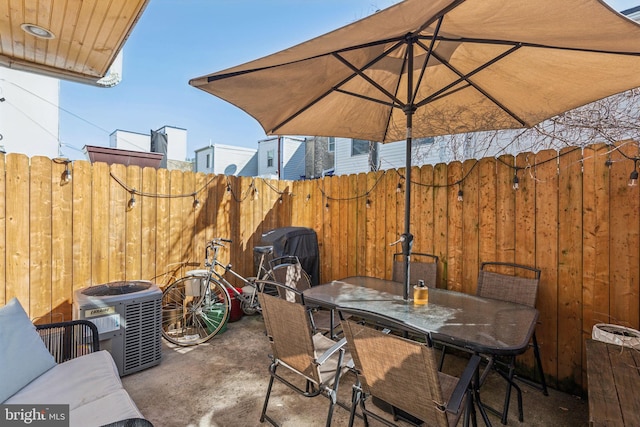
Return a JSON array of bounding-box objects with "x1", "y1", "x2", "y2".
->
[{"x1": 0, "y1": 0, "x2": 150, "y2": 87}]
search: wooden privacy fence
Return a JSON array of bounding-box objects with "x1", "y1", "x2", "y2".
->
[{"x1": 0, "y1": 141, "x2": 638, "y2": 393}]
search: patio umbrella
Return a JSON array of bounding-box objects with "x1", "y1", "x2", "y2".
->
[{"x1": 190, "y1": 0, "x2": 640, "y2": 300}]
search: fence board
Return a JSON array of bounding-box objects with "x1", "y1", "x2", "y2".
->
[
  {"x1": 0, "y1": 155, "x2": 4, "y2": 306},
  {"x1": 534, "y1": 149, "x2": 560, "y2": 385},
  {"x1": 478, "y1": 158, "x2": 497, "y2": 265},
  {"x1": 126, "y1": 166, "x2": 142, "y2": 280},
  {"x1": 141, "y1": 167, "x2": 158, "y2": 281},
  {"x1": 364, "y1": 172, "x2": 379, "y2": 277},
  {"x1": 384, "y1": 170, "x2": 397, "y2": 278},
  {"x1": 558, "y1": 147, "x2": 584, "y2": 390},
  {"x1": 447, "y1": 162, "x2": 463, "y2": 292},
  {"x1": 581, "y1": 143, "x2": 611, "y2": 387},
  {"x1": 109, "y1": 164, "x2": 127, "y2": 282},
  {"x1": 30, "y1": 157, "x2": 52, "y2": 322},
  {"x1": 609, "y1": 144, "x2": 640, "y2": 329},
  {"x1": 51, "y1": 158, "x2": 73, "y2": 321},
  {"x1": 433, "y1": 163, "x2": 448, "y2": 288},
  {"x1": 72, "y1": 161, "x2": 92, "y2": 293},
  {"x1": 5, "y1": 154, "x2": 30, "y2": 313},
  {"x1": 460, "y1": 160, "x2": 477, "y2": 295},
  {"x1": 155, "y1": 169, "x2": 171, "y2": 285},
  {"x1": 168, "y1": 169, "x2": 184, "y2": 280},
  {"x1": 496, "y1": 155, "x2": 516, "y2": 264},
  {"x1": 346, "y1": 173, "x2": 358, "y2": 278}
]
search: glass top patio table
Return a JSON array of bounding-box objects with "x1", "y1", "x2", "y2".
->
[{"x1": 303, "y1": 276, "x2": 539, "y2": 356}]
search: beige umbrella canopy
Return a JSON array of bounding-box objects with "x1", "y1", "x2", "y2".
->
[{"x1": 190, "y1": 0, "x2": 640, "y2": 298}]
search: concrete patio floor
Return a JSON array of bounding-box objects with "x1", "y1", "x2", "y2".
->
[{"x1": 122, "y1": 314, "x2": 588, "y2": 427}]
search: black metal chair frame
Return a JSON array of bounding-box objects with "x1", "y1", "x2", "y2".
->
[
  {"x1": 36, "y1": 319, "x2": 100, "y2": 363},
  {"x1": 476, "y1": 262, "x2": 548, "y2": 425}
]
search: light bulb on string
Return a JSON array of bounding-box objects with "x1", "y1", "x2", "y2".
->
[
  {"x1": 628, "y1": 160, "x2": 639, "y2": 187},
  {"x1": 127, "y1": 190, "x2": 136, "y2": 209},
  {"x1": 396, "y1": 182, "x2": 402, "y2": 193},
  {"x1": 512, "y1": 172, "x2": 520, "y2": 190},
  {"x1": 193, "y1": 196, "x2": 201, "y2": 209},
  {"x1": 366, "y1": 198, "x2": 371, "y2": 209},
  {"x1": 457, "y1": 189, "x2": 464, "y2": 202}
]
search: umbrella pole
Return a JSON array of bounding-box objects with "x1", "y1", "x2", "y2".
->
[
  {"x1": 402, "y1": 112, "x2": 414, "y2": 301},
  {"x1": 402, "y1": 36, "x2": 416, "y2": 301}
]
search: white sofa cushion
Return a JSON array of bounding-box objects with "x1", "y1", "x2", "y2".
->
[
  {"x1": 70, "y1": 389, "x2": 144, "y2": 427},
  {"x1": 7, "y1": 350, "x2": 130, "y2": 407},
  {"x1": 0, "y1": 297, "x2": 56, "y2": 403}
]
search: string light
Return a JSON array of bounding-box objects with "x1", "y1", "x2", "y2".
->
[
  {"x1": 629, "y1": 159, "x2": 639, "y2": 187},
  {"x1": 325, "y1": 202, "x2": 330, "y2": 211},
  {"x1": 278, "y1": 196, "x2": 283, "y2": 204},
  {"x1": 127, "y1": 190, "x2": 136, "y2": 209},
  {"x1": 366, "y1": 198, "x2": 371, "y2": 209},
  {"x1": 253, "y1": 186, "x2": 260, "y2": 200},
  {"x1": 457, "y1": 186, "x2": 464, "y2": 202},
  {"x1": 512, "y1": 171, "x2": 520, "y2": 190},
  {"x1": 193, "y1": 196, "x2": 200, "y2": 209},
  {"x1": 396, "y1": 182, "x2": 402, "y2": 193},
  {"x1": 306, "y1": 193, "x2": 311, "y2": 202},
  {"x1": 61, "y1": 164, "x2": 72, "y2": 184},
  {"x1": 226, "y1": 183, "x2": 231, "y2": 193}
]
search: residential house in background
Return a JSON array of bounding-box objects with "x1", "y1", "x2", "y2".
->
[
  {"x1": 0, "y1": 67, "x2": 60, "y2": 159},
  {"x1": 304, "y1": 136, "x2": 336, "y2": 178},
  {"x1": 104, "y1": 126, "x2": 192, "y2": 170},
  {"x1": 257, "y1": 136, "x2": 306, "y2": 180},
  {"x1": 194, "y1": 143, "x2": 257, "y2": 176}
]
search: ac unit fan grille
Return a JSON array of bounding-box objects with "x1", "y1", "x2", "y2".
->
[{"x1": 124, "y1": 299, "x2": 162, "y2": 375}]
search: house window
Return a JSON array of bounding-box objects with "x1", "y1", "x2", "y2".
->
[
  {"x1": 351, "y1": 139, "x2": 369, "y2": 156},
  {"x1": 267, "y1": 150, "x2": 274, "y2": 167},
  {"x1": 328, "y1": 137, "x2": 335, "y2": 153},
  {"x1": 206, "y1": 154, "x2": 211, "y2": 168}
]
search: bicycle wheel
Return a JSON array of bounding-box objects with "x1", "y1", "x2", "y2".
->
[{"x1": 161, "y1": 276, "x2": 231, "y2": 346}]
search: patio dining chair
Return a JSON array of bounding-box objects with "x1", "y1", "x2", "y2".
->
[
  {"x1": 270, "y1": 256, "x2": 341, "y2": 339},
  {"x1": 258, "y1": 280, "x2": 353, "y2": 427},
  {"x1": 339, "y1": 307, "x2": 482, "y2": 427},
  {"x1": 392, "y1": 252, "x2": 439, "y2": 288},
  {"x1": 476, "y1": 262, "x2": 547, "y2": 424}
]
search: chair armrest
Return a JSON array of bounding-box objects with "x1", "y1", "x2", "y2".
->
[
  {"x1": 446, "y1": 354, "x2": 481, "y2": 414},
  {"x1": 316, "y1": 337, "x2": 348, "y2": 365},
  {"x1": 36, "y1": 320, "x2": 100, "y2": 363}
]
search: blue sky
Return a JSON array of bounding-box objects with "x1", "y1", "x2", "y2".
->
[{"x1": 58, "y1": 0, "x2": 639, "y2": 160}]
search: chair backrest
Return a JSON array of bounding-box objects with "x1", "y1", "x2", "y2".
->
[
  {"x1": 392, "y1": 252, "x2": 438, "y2": 288},
  {"x1": 259, "y1": 284, "x2": 321, "y2": 384},
  {"x1": 477, "y1": 262, "x2": 541, "y2": 307},
  {"x1": 340, "y1": 309, "x2": 450, "y2": 427},
  {"x1": 269, "y1": 256, "x2": 312, "y2": 302}
]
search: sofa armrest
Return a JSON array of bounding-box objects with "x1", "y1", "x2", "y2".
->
[{"x1": 36, "y1": 320, "x2": 100, "y2": 363}]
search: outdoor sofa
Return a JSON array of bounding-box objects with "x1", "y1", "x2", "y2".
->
[{"x1": 0, "y1": 297, "x2": 151, "y2": 427}]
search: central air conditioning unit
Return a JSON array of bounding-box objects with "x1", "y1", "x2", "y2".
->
[{"x1": 73, "y1": 281, "x2": 162, "y2": 376}]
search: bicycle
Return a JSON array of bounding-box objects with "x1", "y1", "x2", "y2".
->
[{"x1": 161, "y1": 237, "x2": 275, "y2": 346}]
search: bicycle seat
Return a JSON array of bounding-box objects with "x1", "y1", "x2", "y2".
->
[
  {"x1": 186, "y1": 269, "x2": 209, "y2": 277},
  {"x1": 253, "y1": 245, "x2": 273, "y2": 254}
]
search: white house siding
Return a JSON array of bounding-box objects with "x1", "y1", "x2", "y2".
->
[
  {"x1": 281, "y1": 138, "x2": 306, "y2": 180},
  {"x1": 0, "y1": 67, "x2": 60, "y2": 159},
  {"x1": 334, "y1": 137, "x2": 370, "y2": 175},
  {"x1": 257, "y1": 136, "x2": 305, "y2": 180},
  {"x1": 110, "y1": 129, "x2": 149, "y2": 152},
  {"x1": 159, "y1": 126, "x2": 187, "y2": 162},
  {"x1": 334, "y1": 137, "x2": 442, "y2": 176},
  {"x1": 195, "y1": 144, "x2": 257, "y2": 176}
]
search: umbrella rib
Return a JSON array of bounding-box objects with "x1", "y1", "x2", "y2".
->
[
  {"x1": 332, "y1": 50, "x2": 406, "y2": 108},
  {"x1": 269, "y1": 41, "x2": 407, "y2": 134},
  {"x1": 415, "y1": 42, "x2": 528, "y2": 127},
  {"x1": 428, "y1": 35, "x2": 640, "y2": 57}
]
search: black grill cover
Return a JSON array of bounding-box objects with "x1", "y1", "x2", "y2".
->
[{"x1": 260, "y1": 227, "x2": 320, "y2": 286}]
